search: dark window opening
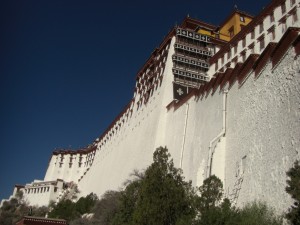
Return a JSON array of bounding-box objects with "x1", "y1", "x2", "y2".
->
[
  {"x1": 281, "y1": 3, "x2": 286, "y2": 14},
  {"x1": 228, "y1": 26, "x2": 234, "y2": 38}
]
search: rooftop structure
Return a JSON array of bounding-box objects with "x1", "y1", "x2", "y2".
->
[{"x1": 16, "y1": 216, "x2": 67, "y2": 225}]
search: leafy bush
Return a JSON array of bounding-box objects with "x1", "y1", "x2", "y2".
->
[
  {"x1": 0, "y1": 191, "x2": 48, "y2": 225},
  {"x1": 195, "y1": 175, "x2": 237, "y2": 225},
  {"x1": 286, "y1": 160, "x2": 300, "y2": 225},
  {"x1": 48, "y1": 193, "x2": 98, "y2": 220},
  {"x1": 5, "y1": 147, "x2": 287, "y2": 225},
  {"x1": 233, "y1": 201, "x2": 283, "y2": 225},
  {"x1": 132, "y1": 146, "x2": 196, "y2": 225},
  {"x1": 112, "y1": 146, "x2": 196, "y2": 225}
]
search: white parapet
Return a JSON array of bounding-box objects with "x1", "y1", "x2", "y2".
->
[{"x1": 21, "y1": 179, "x2": 65, "y2": 207}]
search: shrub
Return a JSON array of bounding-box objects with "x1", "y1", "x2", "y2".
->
[{"x1": 286, "y1": 160, "x2": 300, "y2": 225}]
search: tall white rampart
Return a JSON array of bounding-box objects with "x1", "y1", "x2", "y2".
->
[
  {"x1": 78, "y1": 37, "x2": 176, "y2": 197},
  {"x1": 21, "y1": 179, "x2": 64, "y2": 206},
  {"x1": 225, "y1": 43, "x2": 300, "y2": 211},
  {"x1": 44, "y1": 145, "x2": 97, "y2": 184},
  {"x1": 15, "y1": 0, "x2": 300, "y2": 214},
  {"x1": 77, "y1": 28, "x2": 300, "y2": 216}
]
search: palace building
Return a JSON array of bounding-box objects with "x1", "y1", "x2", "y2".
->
[{"x1": 3, "y1": 0, "x2": 300, "y2": 214}]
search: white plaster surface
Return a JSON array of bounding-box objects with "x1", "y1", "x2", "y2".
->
[
  {"x1": 76, "y1": 44, "x2": 300, "y2": 213},
  {"x1": 22, "y1": 2, "x2": 300, "y2": 213},
  {"x1": 77, "y1": 37, "x2": 177, "y2": 197},
  {"x1": 225, "y1": 48, "x2": 300, "y2": 212},
  {"x1": 22, "y1": 179, "x2": 64, "y2": 206}
]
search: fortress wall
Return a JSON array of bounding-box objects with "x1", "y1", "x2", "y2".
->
[
  {"x1": 41, "y1": 28, "x2": 299, "y2": 215},
  {"x1": 78, "y1": 38, "x2": 177, "y2": 197},
  {"x1": 164, "y1": 90, "x2": 224, "y2": 187},
  {"x1": 43, "y1": 32, "x2": 176, "y2": 191},
  {"x1": 225, "y1": 45, "x2": 300, "y2": 212},
  {"x1": 44, "y1": 156, "x2": 56, "y2": 180},
  {"x1": 24, "y1": 188, "x2": 53, "y2": 206},
  {"x1": 44, "y1": 151, "x2": 91, "y2": 183},
  {"x1": 78, "y1": 34, "x2": 300, "y2": 213},
  {"x1": 22, "y1": 179, "x2": 64, "y2": 206},
  {"x1": 77, "y1": 99, "x2": 157, "y2": 196},
  {"x1": 160, "y1": 31, "x2": 300, "y2": 213},
  {"x1": 16, "y1": 0, "x2": 300, "y2": 210}
]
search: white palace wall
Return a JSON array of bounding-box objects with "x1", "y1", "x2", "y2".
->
[
  {"x1": 61, "y1": 33, "x2": 300, "y2": 214},
  {"x1": 78, "y1": 38, "x2": 177, "y2": 197},
  {"x1": 44, "y1": 149, "x2": 95, "y2": 184},
  {"x1": 164, "y1": 42, "x2": 300, "y2": 212},
  {"x1": 163, "y1": 88, "x2": 224, "y2": 186},
  {"x1": 225, "y1": 46, "x2": 300, "y2": 212},
  {"x1": 17, "y1": 0, "x2": 300, "y2": 212}
]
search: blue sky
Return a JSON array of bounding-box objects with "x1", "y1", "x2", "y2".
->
[{"x1": 0, "y1": 0, "x2": 271, "y2": 201}]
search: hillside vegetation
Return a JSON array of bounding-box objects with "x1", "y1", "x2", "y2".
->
[{"x1": 1, "y1": 147, "x2": 299, "y2": 225}]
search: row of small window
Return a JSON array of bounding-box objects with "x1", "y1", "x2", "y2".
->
[
  {"x1": 175, "y1": 37, "x2": 210, "y2": 48},
  {"x1": 137, "y1": 61, "x2": 166, "y2": 84},
  {"x1": 282, "y1": 0, "x2": 297, "y2": 14},
  {"x1": 172, "y1": 69, "x2": 208, "y2": 81},
  {"x1": 94, "y1": 109, "x2": 134, "y2": 143},
  {"x1": 58, "y1": 155, "x2": 88, "y2": 165},
  {"x1": 216, "y1": 7, "x2": 298, "y2": 71},
  {"x1": 25, "y1": 186, "x2": 58, "y2": 194},
  {"x1": 176, "y1": 28, "x2": 211, "y2": 43},
  {"x1": 174, "y1": 43, "x2": 212, "y2": 56},
  {"x1": 242, "y1": 1, "x2": 297, "y2": 47},
  {"x1": 172, "y1": 55, "x2": 209, "y2": 68},
  {"x1": 262, "y1": 0, "x2": 297, "y2": 32},
  {"x1": 59, "y1": 161, "x2": 91, "y2": 168},
  {"x1": 137, "y1": 71, "x2": 158, "y2": 86},
  {"x1": 86, "y1": 152, "x2": 96, "y2": 160},
  {"x1": 174, "y1": 77, "x2": 204, "y2": 89},
  {"x1": 173, "y1": 63, "x2": 208, "y2": 73},
  {"x1": 216, "y1": 37, "x2": 266, "y2": 71},
  {"x1": 216, "y1": 40, "x2": 262, "y2": 70},
  {"x1": 136, "y1": 46, "x2": 169, "y2": 83},
  {"x1": 136, "y1": 78, "x2": 161, "y2": 108}
]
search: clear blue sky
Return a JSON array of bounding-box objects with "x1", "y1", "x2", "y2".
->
[{"x1": 0, "y1": 0, "x2": 271, "y2": 201}]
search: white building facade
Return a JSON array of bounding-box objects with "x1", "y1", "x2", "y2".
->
[{"x1": 5, "y1": 0, "x2": 300, "y2": 213}]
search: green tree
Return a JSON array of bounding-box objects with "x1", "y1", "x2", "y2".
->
[
  {"x1": 132, "y1": 146, "x2": 196, "y2": 225},
  {"x1": 91, "y1": 191, "x2": 121, "y2": 225},
  {"x1": 0, "y1": 198, "x2": 22, "y2": 225},
  {"x1": 195, "y1": 175, "x2": 238, "y2": 225},
  {"x1": 233, "y1": 201, "x2": 282, "y2": 225},
  {"x1": 0, "y1": 190, "x2": 49, "y2": 225},
  {"x1": 48, "y1": 199, "x2": 78, "y2": 220},
  {"x1": 31, "y1": 205, "x2": 49, "y2": 217},
  {"x1": 197, "y1": 175, "x2": 223, "y2": 213},
  {"x1": 286, "y1": 160, "x2": 300, "y2": 225},
  {"x1": 48, "y1": 193, "x2": 98, "y2": 220},
  {"x1": 112, "y1": 179, "x2": 141, "y2": 225},
  {"x1": 70, "y1": 191, "x2": 120, "y2": 225},
  {"x1": 75, "y1": 193, "x2": 98, "y2": 215}
]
